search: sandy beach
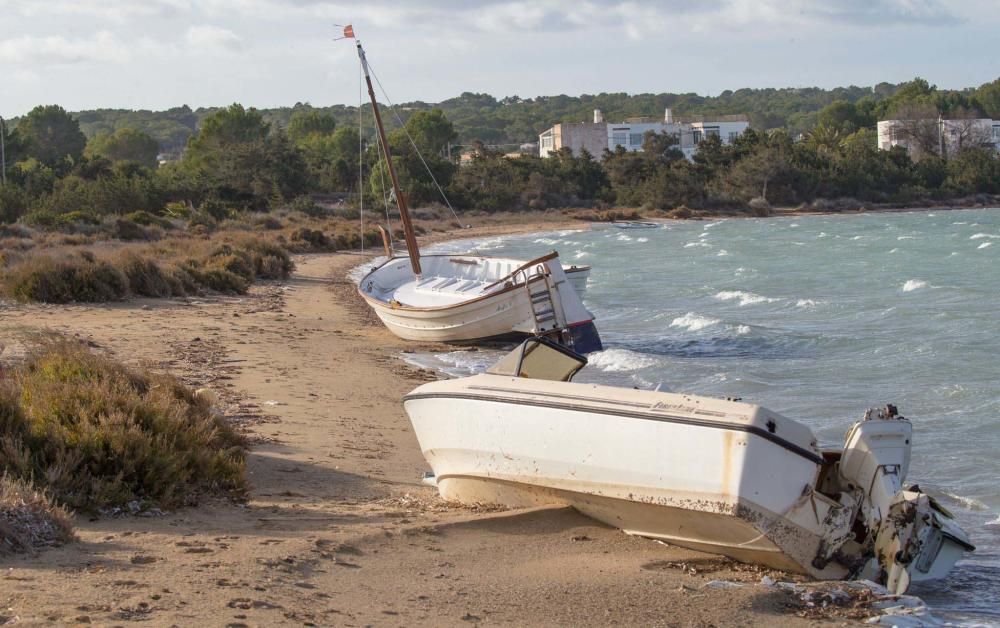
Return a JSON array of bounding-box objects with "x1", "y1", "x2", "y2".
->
[{"x1": 0, "y1": 223, "x2": 878, "y2": 626}]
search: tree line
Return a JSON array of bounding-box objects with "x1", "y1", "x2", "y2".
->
[
  {"x1": 1, "y1": 76, "x2": 999, "y2": 230},
  {"x1": 7, "y1": 76, "x2": 1000, "y2": 154}
]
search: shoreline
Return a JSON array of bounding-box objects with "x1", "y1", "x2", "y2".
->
[{"x1": 0, "y1": 217, "x2": 960, "y2": 625}]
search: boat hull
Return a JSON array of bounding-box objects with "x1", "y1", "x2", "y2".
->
[{"x1": 404, "y1": 375, "x2": 851, "y2": 579}]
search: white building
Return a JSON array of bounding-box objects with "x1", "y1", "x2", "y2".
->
[
  {"x1": 539, "y1": 108, "x2": 750, "y2": 160},
  {"x1": 877, "y1": 117, "x2": 1000, "y2": 159}
]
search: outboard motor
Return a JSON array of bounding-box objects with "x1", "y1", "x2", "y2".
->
[{"x1": 839, "y1": 405, "x2": 974, "y2": 593}]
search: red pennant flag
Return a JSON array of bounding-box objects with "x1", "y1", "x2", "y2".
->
[{"x1": 343, "y1": 25, "x2": 355, "y2": 38}]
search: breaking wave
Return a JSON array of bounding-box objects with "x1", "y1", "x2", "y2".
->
[
  {"x1": 970, "y1": 233, "x2": 999, "y2": 240},
  {"x1": 942, "y1": 492, "x2": 989, "y2": 512},
  {"x1": 684, "y1": 241, "x2": 711, "y2": 248},
  {"x1": 796, "y1": 299, "x2": 819, "y2": 308},
  {"x1": 902, "y1": 279, "x2": 928, "y2": 292},
  {"x1": 715, "y1": 290, "x2": 780, "y2": 306},
  {"x1": 670, "y1": 312, "x2": 720, "y2": 331},
  {"x1": 587, "y1": 349, "x2": 658, "y2": 373},
  {"x1": 979, "y1": 242, "x2": 993, "y2": 250}
]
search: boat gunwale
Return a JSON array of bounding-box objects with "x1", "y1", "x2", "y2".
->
[
  {"x1": 403, "y1": 390, "x2": 825, "y2": 465},
  {"x1": 357, "y1": 252, "x2": 572, "y2": 313}
]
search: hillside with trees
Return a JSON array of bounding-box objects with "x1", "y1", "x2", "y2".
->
[
  {"x1": 6, "y1": 77, "x2": 997, "y2": 155},
  {"x1": 1, "y1": 77, "x2": 999, "y2": 236}
]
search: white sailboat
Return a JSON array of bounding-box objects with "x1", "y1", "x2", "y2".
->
[
  {"x1": 403, "y1": 338, "x2": 974, "y2": 594},
  {"x1": 348, "y1": 33, "x2": 602, "y2": 352}
]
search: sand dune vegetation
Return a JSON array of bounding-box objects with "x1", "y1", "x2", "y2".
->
[{"x1": 0, "y1": 339, "x2": 246, "y2": 529}]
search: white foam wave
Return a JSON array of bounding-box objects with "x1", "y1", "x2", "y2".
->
[
  {"x1": 684, "y1": 241, "x2": 711, "y2": 248},
  {"x1": 889, "y1": 248, "x2": 899, "y2": 254},
  {"x1": 902, "y1": 279, "x2": 927, "y2": 292},
  {"x1": 699, "y1": 232, "x2": 710, "y2": 239},
  {"x1": 670, "y1": 312, "x2": 720, "y2": 331},
  {"x1": 636, "y1": 237, "x2": 649, "y2": 243},
  {"x1": 978, "y1": 242, "x2": 993, "y2": 250},
  {"x1": 897, "y1": 236, "x2": 917, "y2": 240},
  {"x1": 704, "y1": 221, "x2": 723, "y2": 228},
  {"x1": 587, "y1": 349, "x2": 658, "y2": 373},
  {"x1": 943, "y1": 492, "x2": 988, "y2": 512},
  {"x1": 970, "y1": 233, "x2": 999, "y2": 240},
  {"x1": 616, "y1": 233, "x2": 633, "y2": 242},
  {"x1": 715, "y1": 290, "x2": 780, "y2": 306},
  {"x1": 717, "y1": 249, "x2": 730, "y2": 257},
  {"x1": 573, "y1": 251, "x2": 590, "y2": 259},
  {"x1": 817, "y1": 232, "x2": 827, "y2": 238},
  {"x1": 533, "y1": 237, "x2": 559, "y2": 245},
  {"x1": 735, "y1": 325, "x2": 751, "y2": 335},
  {"x1": 796, "y1": 299, "x2": 819, "y2": 308},
  {"x1": 986, "y1": 515, "x2": 1000, "y2": 528}
]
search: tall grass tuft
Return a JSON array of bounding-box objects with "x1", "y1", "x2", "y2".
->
[{"x1": 0, "y1": 341, "x2": 246, "y2": 512}]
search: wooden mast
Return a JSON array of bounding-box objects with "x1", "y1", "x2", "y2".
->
[{"x1": 356, "y1": 40, "x2": 422, "y2": 277}]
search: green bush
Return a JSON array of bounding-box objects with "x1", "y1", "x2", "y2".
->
[
  {"x1": 3, "y1": 255, "x2": 129, "y2": 303},
  {"x1": 122, "y1": 210, "x2": 174, "y2": 230},
  {"x1": 288, "y1": 195, "x2": 326, "y2": 217},
  {"x1": 0, "y1": 341, "x2": 246, "y2": 511}
]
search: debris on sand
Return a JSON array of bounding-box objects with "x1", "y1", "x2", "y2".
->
[{"x1": 0, "y1": 475, "x2": 75, "y2": 554}]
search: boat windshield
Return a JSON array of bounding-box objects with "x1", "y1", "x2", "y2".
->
[{"x1": 487, "y1": 337, "x2": 587, "y2": 382}]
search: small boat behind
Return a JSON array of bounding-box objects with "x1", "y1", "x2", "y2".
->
[
  {"x1": 404, "y1": 338, "x2": 974, "y2": 594},
  {"x1": 611, "y1": 220, "x2": 660, "y2": 229}
]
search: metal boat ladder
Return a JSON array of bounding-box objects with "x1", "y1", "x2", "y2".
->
[{"x1": 525, "y1": 266, "x2": 567, "y2": 336}]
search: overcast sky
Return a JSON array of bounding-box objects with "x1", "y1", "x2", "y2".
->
[{"x1": 2, "y1": 0, "x2": 997, "y2": 118}]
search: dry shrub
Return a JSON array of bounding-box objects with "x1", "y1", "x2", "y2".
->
[
  {"x1": 181, "y1": 259, "x2": 249, "y2": 294},
  {"x1": 239, "y1": 238, "x2": 293, "y2": 279},
  {"x1": 2, "y1": 254, "x2": 129, "y2": 303},
  {"x1": 667, "y1": 206, "x2": 694, "y2": 219},
  {"x1": 251, "y1": 214, "x2": 284, "y2": 231},
  {"x1": 289, "y1": 227, "x2": 331, "y2": 252},
  {"x1": 0, "y1": 473, "x2": 75, "y2": 554},
  {"x1": 0, "y1": 341, "x2": 246, "y2": 512},
  {"x1": 116, "y1": 252, "x2": 178, "y2": 298}
]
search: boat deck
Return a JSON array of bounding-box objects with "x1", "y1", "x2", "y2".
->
[{"x1": 389, "y1": 276, "x2": 495, "y2": 307}]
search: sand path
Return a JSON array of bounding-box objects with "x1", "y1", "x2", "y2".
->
[{"x1": 0, "y1": 249, "x2": 835, "y2": 626}]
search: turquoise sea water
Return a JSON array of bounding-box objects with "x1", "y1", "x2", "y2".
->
[{"x1": 406, "y1": 208, "x2": 1000, "y2": 624}]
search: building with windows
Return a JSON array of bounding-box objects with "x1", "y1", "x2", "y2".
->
[
  {"x1": 538, "y1": 109, "x2": 750, "y2": 160},
  {"x1": 877, "y1": 117, "x2": 1000, "y2": 160}
]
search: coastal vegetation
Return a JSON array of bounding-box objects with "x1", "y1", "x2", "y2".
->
[{"x1": 0, "y1": 339, "x2": 246, "y2": 520}]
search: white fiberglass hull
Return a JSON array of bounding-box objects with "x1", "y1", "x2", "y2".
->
[
  {"x1": 358, "y1": 253, "x2": 601, "y2": 351},
  {"x1": 404, "y1": 374, "x2": 852, "y2": 579}
]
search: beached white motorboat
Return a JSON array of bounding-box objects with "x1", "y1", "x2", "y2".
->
[
  {"x1": 349, "y1": 34, "x2": 601, "y2": 352},
  {"x1": 404, "y1": 338, "x2": 974, "y2": 593}
]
